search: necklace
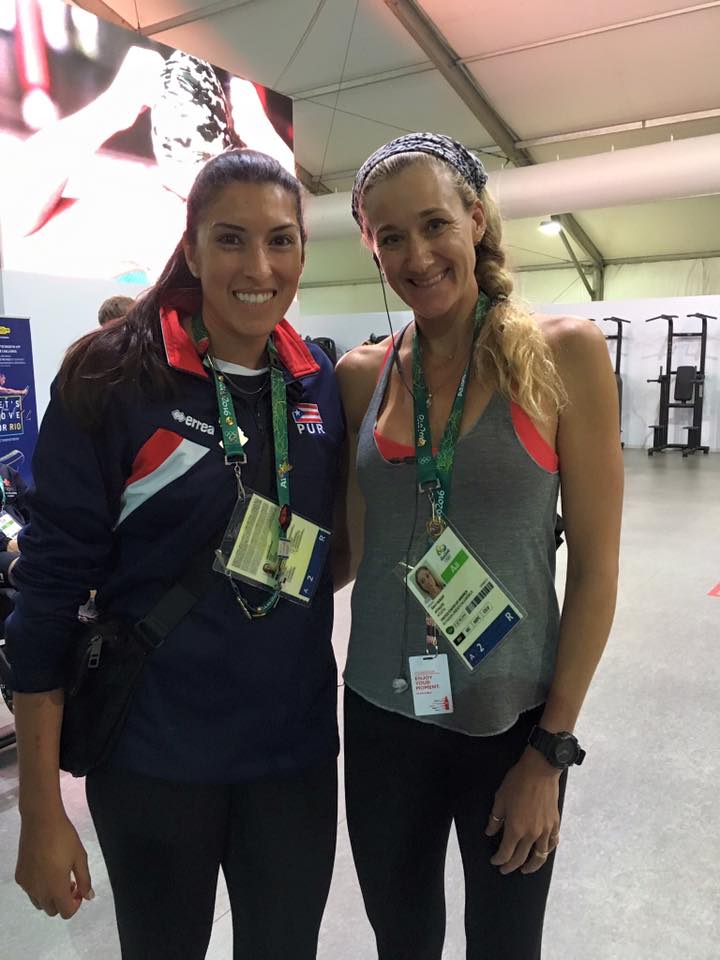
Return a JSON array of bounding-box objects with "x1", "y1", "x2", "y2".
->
[
  {"x1": 417, "y1": 327, "x2": 474, "y2": 407},
  {"x1": 425, "y1": 356, "x2": 472, "y2": 408},
  {"x1": 214, "y1": 365, "x2": 269, "y2": 398}
]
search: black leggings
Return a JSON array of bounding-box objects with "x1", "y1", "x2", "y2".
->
[
  {"x1": 344, "y1": 688, "x2": 567, "y2": 960},
  {"x1": 86, "y1": 760, "x2": 337, "y2": 960}
]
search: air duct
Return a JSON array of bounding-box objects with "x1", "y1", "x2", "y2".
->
[{"x1": 305, "y1": 133, "x2": 720, "y2": 240}]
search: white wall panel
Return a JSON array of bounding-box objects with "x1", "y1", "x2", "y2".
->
[{"x1": 1, "y1": 272, "x2": 147, "y2": 420}]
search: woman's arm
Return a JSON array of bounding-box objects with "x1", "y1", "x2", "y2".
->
[
  {"x1": 7, "y1": 383, "x2": 123, "y2": 917},
  {"x1": 14, "y1": 691, "x2": 94, "y2": 918},
  {"x1": 539, "y1": 316, "x2": 623, "y2": 734},
  {"x1": 487, "y1": 317, "x2": 623, "y2": 874},
  {"x1": 331, "y1": 349, "x2": 380, "y2": 590},
  {"x1": 331, "y1": 427, "x2": 365, "y2": 591}
]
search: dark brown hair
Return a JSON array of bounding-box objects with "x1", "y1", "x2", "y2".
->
[{"x1": 59, "y1": 149, "x2": 306, "y2": 428}]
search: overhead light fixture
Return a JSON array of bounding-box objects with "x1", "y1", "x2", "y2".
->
[{"x1": 538, "y1": 218, "x2": 563, "y2": 236}]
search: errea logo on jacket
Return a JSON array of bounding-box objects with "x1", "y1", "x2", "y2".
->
[{"x1": 171, "y1": 409, "x2": 216, "y2": 436}]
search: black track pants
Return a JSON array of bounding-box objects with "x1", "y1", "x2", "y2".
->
[
  {"x1": 86, "y1": 760, "x2": 338, "y2": 960},
  {"x1": 344, "y1": 687, "x2": 567, "y2": 960}
]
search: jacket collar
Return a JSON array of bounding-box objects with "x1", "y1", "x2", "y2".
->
[{"x1": 159, "y1": 305, "x2": 320, "y2": 381}]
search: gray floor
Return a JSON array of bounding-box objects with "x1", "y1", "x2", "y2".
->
[{"x1": 1, "y1": 450, "x2": 719, "y2": 959}]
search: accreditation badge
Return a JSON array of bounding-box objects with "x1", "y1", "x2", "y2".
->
[
  {"x1": 408, "y1": 654, "x2": 454, "y2": 715},
  {"x1": 402, "y1": 523, "x2": 526, "y2": 671},
  {"x1": 0, "y1": 511, "x2": 22, "y2": 539},
  {"x1": 214, "y1": 491, "x2": 331, "y2": 605}
]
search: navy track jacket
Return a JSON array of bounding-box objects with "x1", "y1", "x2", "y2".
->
[{"x1": 6, "y1": 310, "x2": 345, "y2": 782}]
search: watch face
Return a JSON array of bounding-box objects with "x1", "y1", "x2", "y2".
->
[{"x1": 554, "y1": 741, "x2": 576, "y2": 765}]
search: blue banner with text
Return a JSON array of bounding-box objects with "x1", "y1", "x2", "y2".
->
[{"x1": 0, "y1": 317, "x2": 39, "y2": 483}]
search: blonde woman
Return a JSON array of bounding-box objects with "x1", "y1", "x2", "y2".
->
[{"x1": 335, "y1": 134, "x2": 622, "y2": 960}]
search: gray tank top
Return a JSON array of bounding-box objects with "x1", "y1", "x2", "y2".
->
[{"x1": 344, "y1": 336, "x2": 561, "y2": 736}]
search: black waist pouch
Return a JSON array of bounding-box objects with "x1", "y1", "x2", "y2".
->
[
  {"x1": 59, "y1": 617, "x2": 151, "y2": 777},
  {"x1": 58, "y1": 527, "x2": 224, "y2": 778}
]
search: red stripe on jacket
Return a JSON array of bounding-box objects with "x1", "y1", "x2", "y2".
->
[{"x1": 125, "y1": 429, "x2": 184, "y2": 487}]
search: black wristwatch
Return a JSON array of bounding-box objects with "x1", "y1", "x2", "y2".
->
[{"x1": 528, "y1": 726, "x2": 586, "y2": 770}]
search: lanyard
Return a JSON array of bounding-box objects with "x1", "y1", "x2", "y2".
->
[
  {"x1": 190, "y1": 315, "x2": 292, "y2": 617},
  {"x1": 413, "y1": 293, "x2": 490, "y2": 539},
  {"x1": 412, "y1": 294, "x2": 489, "y2": 655}
]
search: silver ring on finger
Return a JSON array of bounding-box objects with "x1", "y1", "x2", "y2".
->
[
  {"x1": 533, "y1": 847, "x2": 549, "y2": 860},
  {"x1": 490, "y1": 813, "x2": 505, "y2": 823}
]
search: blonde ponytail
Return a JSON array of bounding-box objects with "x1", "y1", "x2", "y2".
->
[{"x1": 473, "y1": 188, "x2": 567, "y2": 420}]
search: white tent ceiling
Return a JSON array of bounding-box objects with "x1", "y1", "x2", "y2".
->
[{"x1": 77, "y1": 0, "x2": 720, "y2": 272}]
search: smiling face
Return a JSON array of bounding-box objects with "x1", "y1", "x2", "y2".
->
[
  {"x1": 361, "y1": 160, "x2": 486, "y2": 328},
  {"x1": 182, "y1": 180, "x2": 304, "y2": 361}
]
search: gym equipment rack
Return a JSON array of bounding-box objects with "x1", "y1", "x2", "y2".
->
[
  {"x1": 593, "y1": 316, "x2": 629, "y2": 447},
  {"x1": 647, "y1": 312, "x2": 715, "y2": 457}
]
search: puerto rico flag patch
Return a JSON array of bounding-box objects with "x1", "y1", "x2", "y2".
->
[{"x1": 293, "y1": 402, "x2": 324, "y2": 435}]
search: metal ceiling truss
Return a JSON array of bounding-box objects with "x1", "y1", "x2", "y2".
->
[
  {"x1": 296, "y1": 164, "x2": 332, "y2": 195},
  {"x1": 383, "y1": 0, "x2": 606, "y2": 300}
]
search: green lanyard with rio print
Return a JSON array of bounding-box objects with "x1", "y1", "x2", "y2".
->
[
  {"x1": 190, "y1": 314, "x2": 292, "y2": 619},
  {"x1": 413, "y1": 292, "x2": 490, "y2": 540},
  {"x1": 412, "y1": 294, "x2": 490, "y2": 653}
]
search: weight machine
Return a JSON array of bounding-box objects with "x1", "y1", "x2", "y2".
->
[
  {"x1": 593, "y1": 317, "x2": 629, "y2": 447},
  {"x1": 647, "y1": 313, "x2": 715, "y2": 457}
]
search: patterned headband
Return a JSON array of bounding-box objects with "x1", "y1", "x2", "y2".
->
[{"x1": 351, "y1": 132, "x2": 488, "y2": 224}]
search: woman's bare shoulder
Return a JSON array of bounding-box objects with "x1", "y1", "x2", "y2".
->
[
  {"x1": 534, "y1": 312, "x2": 607, "y2": 359},
  {"x1": 532, "y1": 312, "x2": 600, "y2": 342},
  {"x1": 336, "y1": 341, "x2": 391, "y2": 430},
  {"x1": 533, "y1": 313, "x2": 613, "y2": 397}
]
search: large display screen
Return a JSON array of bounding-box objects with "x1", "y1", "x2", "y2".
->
[{"x1": 0, "y1": 0, "x2": 294, "y2": 282}]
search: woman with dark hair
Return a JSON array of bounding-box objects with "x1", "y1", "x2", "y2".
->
[
  {"x1": 8, "y1": 148, "x2": 343, "y2": 960},
  {"x1": 335, "y1": 134, "x2": 622, "y2": 959}
]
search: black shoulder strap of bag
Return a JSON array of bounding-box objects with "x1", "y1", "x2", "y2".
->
[{"x1": 131, "y1": 524, "x2": 229, "y2": 650}]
